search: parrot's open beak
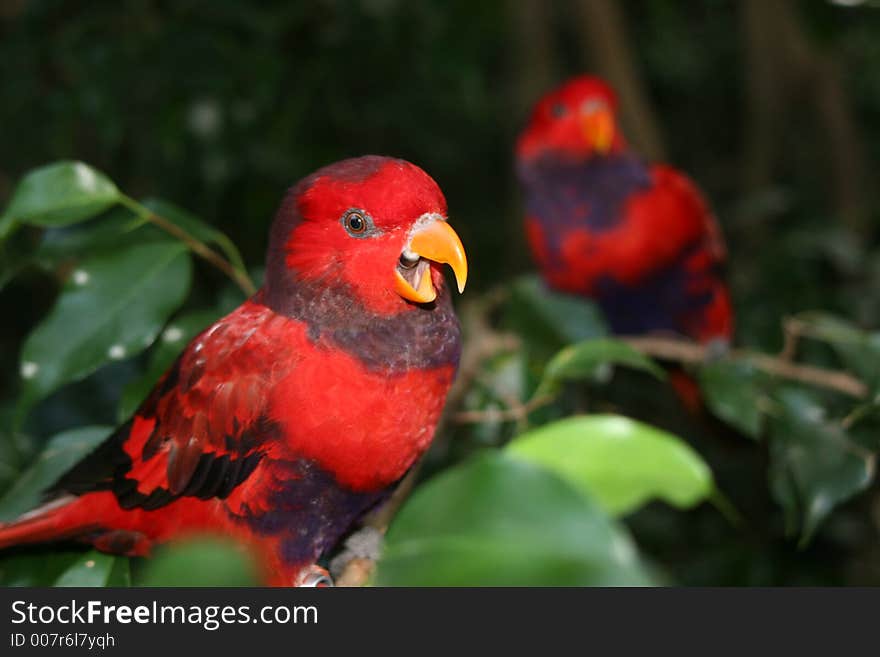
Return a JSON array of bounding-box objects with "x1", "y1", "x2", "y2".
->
[
  {"x1": 395, "y1": 217, "x2": 467, "y2": 303},
  {"x1": 581, "y1": 106, "x2": 615, "y2": 154}
]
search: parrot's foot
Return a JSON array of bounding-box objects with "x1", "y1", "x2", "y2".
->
[
  {"x1": 329, "y1": 526, "x2": 383, "y2": 580},
  {"x1": 294, "y1": 565, "x2": 334, "y2": 587},
  {"x1": 704, "y1": 338, "x2": 731, "y2": 361}
]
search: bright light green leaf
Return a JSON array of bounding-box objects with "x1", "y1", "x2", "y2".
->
[
  {"x1": 138, "y1": 538, "x2": 259, "y2": 586},
  {"x1": 0, "y1": 426, "x2": 111, "y2": 521},
  {"x1": 1, "y1": 161, "x2": 120, "y2": 233},
  {"x1": 17, "y1": 241, "x2": 192, "y2": 420},
  {"x1": 507, "y1": 415, "x2": 713, "y2": 516},
  {"x1": 699, "y1": 360, "x2": 767, "y2": 439},
  {"x1": 537, "y1": 338, "x2": 665, "y2": 397},
  {"x1": 118, "y1": 309, "x2": 220, "y2": 420},
  {"x1": 377, "y1": 451, "x2": 655, "y2": 586},
  {"x1": 767, "y1": 389, "x2": 875, "y2": 544}
]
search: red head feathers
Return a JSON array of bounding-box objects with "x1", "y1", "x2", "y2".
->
[
  {"x1": 517, "y1": 75, "x2": 626, "y2": 162},
  {"x1": 266, "y1": 156, "x2": 467, "y2": 316}
]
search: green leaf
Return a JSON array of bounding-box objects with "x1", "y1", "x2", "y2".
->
[
  {"x1": 33, "y1": 209, "x2": 158, "y2": 269},
  {"x1": 377, "y1": 451, "x2": 655, "y2": 586},
  {"x1": 138, "y1": 537, "x2": 259, "y2": 586},
  {"x1": 118, "y1": 309, "x2": 221, "y2": 420},
  {"x1": 142, "y1": 198, "x2": 248, "y2": 276},
  {"x1": 0, "y1": 429, "x2": 36, "y2": 494},
  {"x1": 0, "y1": 227, "x2": 41, "y2": 290},
  {"x1": 791, "y1": 312, "x2": 880, "y2": 392},
  {"x1": 0, "y1": 426, "x2": 111, "y2": 521},
  {"x1": 17, "y1": 241, "x2": 192, "y2": 420},
  {"x1": 767, "y1": 389, "x2": 875, "y2": 544},
  {"x1": 0, "y1": 549, "x2": 129, "y2": 587},
  {"x1": 505, "y1": 274, "x2": 608, "y2": 348},
  {"x1": 54, "y1": 551, "x2": 128, "y2": 587},
  {"x1": 537, "y1": 338, "x2": 665, "y2": 397},
  {"x1": 0, "y1": 551, "x2": 85, "y2": 587},
  {"x1": 698, "y1": 360, "x2": 767, "y2": 439},
  {"x1": 507, "y1": 415, "x2": 714, "y2": 516},
  {"x1": 1, "y1": 161, "x2": 120, "y2": 234}
]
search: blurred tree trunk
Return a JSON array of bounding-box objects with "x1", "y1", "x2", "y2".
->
[
  {"x1": 506, "y1": 0, "x2": 559, "y2": 269},
  {"x1": 573, "y1": 0, "x2": 665, "y2": 161},
  {"x1": 740, "y1": 0, "x2": 867, "y2": 235},
  {"x1": 508, "y1": 0, "x2": 558, "y2": 118}
]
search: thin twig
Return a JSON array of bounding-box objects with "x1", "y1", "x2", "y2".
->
[
  {"x1": 145, "y1": 212, "x2": 257, "y2": 296},
  {"x1": 620, "y1": 335, "x2": 868, "y2": 399},
  {"x1": 453, "y1": 394, "x2": 555, "y2": 424},
  {"x1": 120, "y1": 196, "x2": 257, "y2": 296},
  {"x1": 779, "y1": 316, "x2": 804, "y2": 361}
]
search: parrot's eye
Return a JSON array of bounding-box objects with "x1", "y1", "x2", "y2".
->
[
  {"x1": 346, "y1": 212, "x2": 366, "y2": 232},
  {"x1": 550, "y1": 103, "x2": 567, "y2": 118},
  {"x1": 341, "y1": 209, "x2": 375, "y2": 238}
]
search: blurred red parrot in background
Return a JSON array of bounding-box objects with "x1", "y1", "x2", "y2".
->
[
  {"x1": 0, "y1": 156, "x2": 468, "y2": 586},
  {"x1": 516, "y1": 76, "x2": 733, "y2": 352}
]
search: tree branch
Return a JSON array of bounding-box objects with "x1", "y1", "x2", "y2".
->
[
  {"x1": 620, "y1": 335, "x2": 868, "y2": 399},
  {"x1": 143, "y1": 211, "x2": 257, "y2": 296},
  {"x1": 120, "y1": 195, "x2": 257, "y2": 296}
]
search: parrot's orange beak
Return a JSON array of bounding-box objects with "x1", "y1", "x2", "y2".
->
[
  {"x1": 581, "y1": 106, "x2": 615, "y2": 154},
  {"x1": 395, "y1": 217, "x2": 467, "y2": 304}
]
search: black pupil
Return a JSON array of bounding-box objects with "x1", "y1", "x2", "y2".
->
[
  {"x1": 348, "y1": 214, "x2": 365, "y2": 231},
  {"x1": 551, "y1": 103, "x2": 567, "y2": 118}
]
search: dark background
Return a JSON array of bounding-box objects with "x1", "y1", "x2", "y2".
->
[{"x1": 2, "y1": 0, "x2": 880, "y2": 585}]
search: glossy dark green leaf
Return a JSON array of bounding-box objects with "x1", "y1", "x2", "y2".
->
[
  {"x1": 791, "y1": 312, "x2": 880, "y2": 392},
  {"x1": 33, "y1": 209, "x2": 163, "y2": 268},
  {"x1": 142, "y1": 198, "x2": 248, "y2": 276},
  {"x1": 17, "y1": 241, "x2": 192, "y2": 420},
  {"x1": 767, "y1": 389, "x2": 875, "y2": 544},
  {"x1": 0, "y1": 551, "x2": 85, "y2": 587},
  {"x1": 504, "y1": 274, "x2": 609, "y2": 349},
  {"x1": 0, "y1": 425, "x2": 111, "y2": 522},
  {"x1": 0, "y1": 548, "x2": 129, "y2": 587},
  {"x1": 698, "y1": 360, "x2": 767, "y2": 439},
  {"x1": 508, "y1": 415, "x2": 714, "y2": 515},
  {"x1": 0, "y1": 429, "x2": 36, "y2": 494},
  {"x1": 0, "y1": 227, "x2": 41, "y2": 289},
  {"x1": 118, "y1": 309, "x2": 221, "y2": 420},
  {"x1": 1, "y1": 161, "x2": 120, "y2": 234},
  {"x1": 537, "y1": 338, "x2": 665, "y2": 397},
  {"x1": 377, "y1": 451, "x2": 655, "y2": 586},
  {"x1": 55, "y1": 550, "x2": 129, "y2": 587},
  {"x1": 138, "y1": 537, "x2": 259, "y2": 586}
]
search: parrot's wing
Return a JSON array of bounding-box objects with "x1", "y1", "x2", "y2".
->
[
  {"x1": 596, "y1": 163, "x2": 726, "y2": 284},
  {"x1": 54, "y1": 301, "x2": 291, "y2": 511},
  {"x1": 643, "y1": 164, "x2": 726, "y2": 266}
]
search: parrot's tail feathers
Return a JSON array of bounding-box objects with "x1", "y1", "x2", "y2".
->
[{"x1": 0, "y1": 495, "x2": 91, "y2": 550}]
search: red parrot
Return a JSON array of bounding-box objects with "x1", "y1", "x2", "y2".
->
[
  {"x1": 0, "y1": 155, "x2": 468, "y2": 586},
  {"x1": 516, "y1": 75, "x2": 733, "y2": 347}
]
